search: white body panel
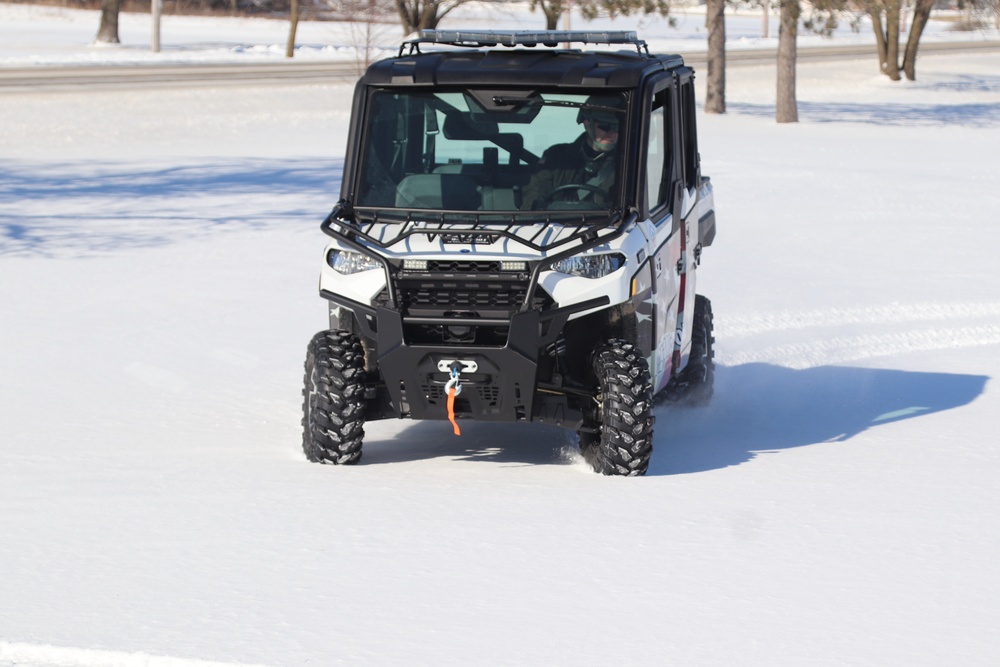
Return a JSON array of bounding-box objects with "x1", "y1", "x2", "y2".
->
[{"x1": 320, "y1": 176, "x2": 715, "y2": 394}]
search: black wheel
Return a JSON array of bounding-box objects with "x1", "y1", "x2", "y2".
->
[
  {"x1": 580, "y1": 339, "x2": 655, "y2": 476},
  {"x1": 302, "y1": 330, "x2": 367, "y2": 464},
  {"x1": 684, "y1": 295, "x2": 715, "y2": 405}
]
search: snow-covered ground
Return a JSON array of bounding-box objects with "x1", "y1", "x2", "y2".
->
[{"x1": 3, "y1": 4, "x2": 1000, "y2": 667}]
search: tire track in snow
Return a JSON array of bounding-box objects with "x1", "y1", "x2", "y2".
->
[
  {"x1": 715, "y1": 302, "x2": 1000, "y2": 368},
  {"x1": 719, "y1": 324, "x2": 1000, "y2": 369},
  {"x1": 0, "y1": 641, "x2": 273, "y2": 667},
  {"x1": 717, "y1": 302, "x2": 1000, "y2": 337}
]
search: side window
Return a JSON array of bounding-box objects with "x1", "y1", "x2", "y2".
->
[
  {"x1": 644, "y1": 88, "x2": 673, "y2": 216},
  {"x1": 679, "y1": 78, "x2": 699, "y2": 191}
]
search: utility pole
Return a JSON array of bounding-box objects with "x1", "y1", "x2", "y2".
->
[
  {"x1": 563, "y1": 0, "x2": 572, "y2": 49},
  {"x1": 152, "y1": 0, "x2": 161, "y2": 52}
]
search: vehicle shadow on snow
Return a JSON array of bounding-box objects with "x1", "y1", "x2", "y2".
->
[
  {"x1": 355, "y1": 363, "x2": 988, "y2": 473},
  {"x1": 361, "y1": 419, "x2": 581, "y2": 468},
  {"x1": 0, "y1": 158, "x2": 342, "y2": 257},
  {"x1": 647, "y1": 363, "x2": 989, "y2": 476}
]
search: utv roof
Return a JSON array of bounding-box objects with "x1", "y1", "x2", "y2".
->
[{"x1": 360, "y1": 30, "x2": 686, "y2": 89}]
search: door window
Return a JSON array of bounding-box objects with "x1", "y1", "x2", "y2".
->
[
  {"x1": 644, "y1": 87, "x2": 674, "y2": 219},
  {"x1": 679, "y1": 78, "x2": 699, "y2": 191}
]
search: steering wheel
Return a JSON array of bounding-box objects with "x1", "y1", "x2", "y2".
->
[{"x1": 539, "y1": 183, "x2": 606, "y2": 207}]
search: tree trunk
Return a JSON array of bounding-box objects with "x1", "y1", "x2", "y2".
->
[
  {"x1": 902, "y1": 0, "x2": 935, "y2": 80},
  {"x1": 286, "y1": 0, "x2": 299, "y2": 58},
  {"x1": 776, "y1": 0, "x2": 799, "y2": 123},
  {"x1": 396, "y1": 0, "x2": 420, "y2": 35},
  {"x1": 532, "y1": 0, "x2": 562, "y2": 30},
  {"x1": 420, "y1": 8, "x2": 440, "y2": 31},
  {"x1": 869, "y1": 2, "x2": 902, "y2": 80},
  {"x1": 886, "y1": 0, "x2": 902, "y2": 81},
  {"x1": 95, "y1": 0, "x2": 122, "y2": 44},
  {"x1": 705, "y1": 0, "x2": 726, "y2": 114},
  {"x1": 869, "y1": 10, "x2": 889, "y2": 75},
  {"x1": 545, "y1": 1, "x2": 561, "y2": 31}
]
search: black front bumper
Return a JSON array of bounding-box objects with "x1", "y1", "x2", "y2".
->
[
  {"x1": 321, "y1": 290, "x2": 608, "y2": 430},
  {"x1": 376, "y1": 305, "x2": 540, "y2": 422}
]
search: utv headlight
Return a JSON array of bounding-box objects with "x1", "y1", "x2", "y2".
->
[
  {"x1": 326, "y1": 249, "x2": 381, "y2": 275},
  {"x1": 549, "y1": 253, "x2": 625, "y2": 279}
]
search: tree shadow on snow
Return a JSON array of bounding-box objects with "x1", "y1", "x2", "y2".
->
[
  {"x1": 647, "y1": 363, "x2": 989, "y2": 476},
  {"x1": 359, "y1": 363, "x2": 988, "y2": 475},
  {"x1": 0, "y1": 158, "x2": 342, "y2": 257}
]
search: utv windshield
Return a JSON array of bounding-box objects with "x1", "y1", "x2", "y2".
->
[{"x1": 355, "y1": 89, "x2": 627, "y2": 215}]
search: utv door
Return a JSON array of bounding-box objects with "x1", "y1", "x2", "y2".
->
[
  {"x1": 638, "y1": 75, "x2": 684, "y2": 393},
  {"x1": 674, "y1": 71, "x2": 702, "y2": 373}
]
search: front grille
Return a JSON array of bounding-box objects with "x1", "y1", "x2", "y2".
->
[
  {"x1": 372, "y1": 268, "x2": 554, "y2": 346},
  {"x1": 407, "y1": 283, "x2": 527, "y2": 310},
  {"x1": 374, "y1": 278, "x2": 553, "y2": 316}
]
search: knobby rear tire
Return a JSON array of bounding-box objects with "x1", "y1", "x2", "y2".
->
[{"x1": 684, "y1": 295, "x2": 716, "y2": 406}]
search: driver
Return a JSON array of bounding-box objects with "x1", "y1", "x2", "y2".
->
[{"x1": 521, "y1": 94, "x2": 624, "y2": 210}]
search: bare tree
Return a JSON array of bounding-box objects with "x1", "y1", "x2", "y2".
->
[
  {"x1": 576, "y1": 0, "x2": 673, "y2": 22},
  {"x1": 350, "y1": 0, "x2": 396, "y2": 71},
  {"x1": 991, "y1": 0, "x2": 1000, "y2": 30},
  {"x1": 868, "y1": 0, "x2": 903, "y2": 79},
  {"x1": 531, "y1": 0, "x2": 564, "y2": 30},
  {"x1": 705, "y1": 0, "x2": 726, "y2": 114},
  {"x1": 901, "y1": 0, "x2": 936, "y2": 80},
  {"x1": 776, "y1": 0, "x2": 799, "y2": 123},
  {"x1": 529, "y1": 0, "x2": 674, "y2": 33},
  {"x1": 395, "y1": 0, "x2": 477, "y2": 34},
  {"x1": 95, "y1": 0, "x2": 122, "y2": 44},
  {"x1": 859, "y1": 0, "x2": 937, "y2": 81}
]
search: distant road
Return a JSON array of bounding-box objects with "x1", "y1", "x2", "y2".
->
[
  {"x1": 3, "y1": 40, "x2": 999, "y2": 93},
  {"x1": 0, "y1": 60, "x2": 364, "y2": 93},
  {"x1": 684, "y1": 39, "x2": 1000, "y2": 68}
]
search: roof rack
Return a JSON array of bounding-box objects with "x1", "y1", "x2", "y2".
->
[{"x1": 399, "y1": 30, "x2": 650, "y2": 57}]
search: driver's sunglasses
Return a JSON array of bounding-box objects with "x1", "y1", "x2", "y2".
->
[{"x1": 593, "y1": 120, "x2": 619, "y2": 133}]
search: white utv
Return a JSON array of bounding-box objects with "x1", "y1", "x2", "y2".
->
[{"x1": 303, "y1": 30, "x2": 717, "y2": 476}]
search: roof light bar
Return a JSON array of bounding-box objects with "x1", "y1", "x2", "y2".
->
[{"x1": 402, "y1": 30, "x2": 649, "y2": 56}]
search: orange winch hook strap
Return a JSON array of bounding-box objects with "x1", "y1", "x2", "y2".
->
[
  {"x1": 447, "y1": 386, "x2": 461, "y2": 436},
  {"x1": 445, "y1": 369, "x2": 462, "y2": 436}
]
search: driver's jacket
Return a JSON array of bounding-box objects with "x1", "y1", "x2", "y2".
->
[{"x1": 521, "y1": 134, "x2": 618, "y2": 210}]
